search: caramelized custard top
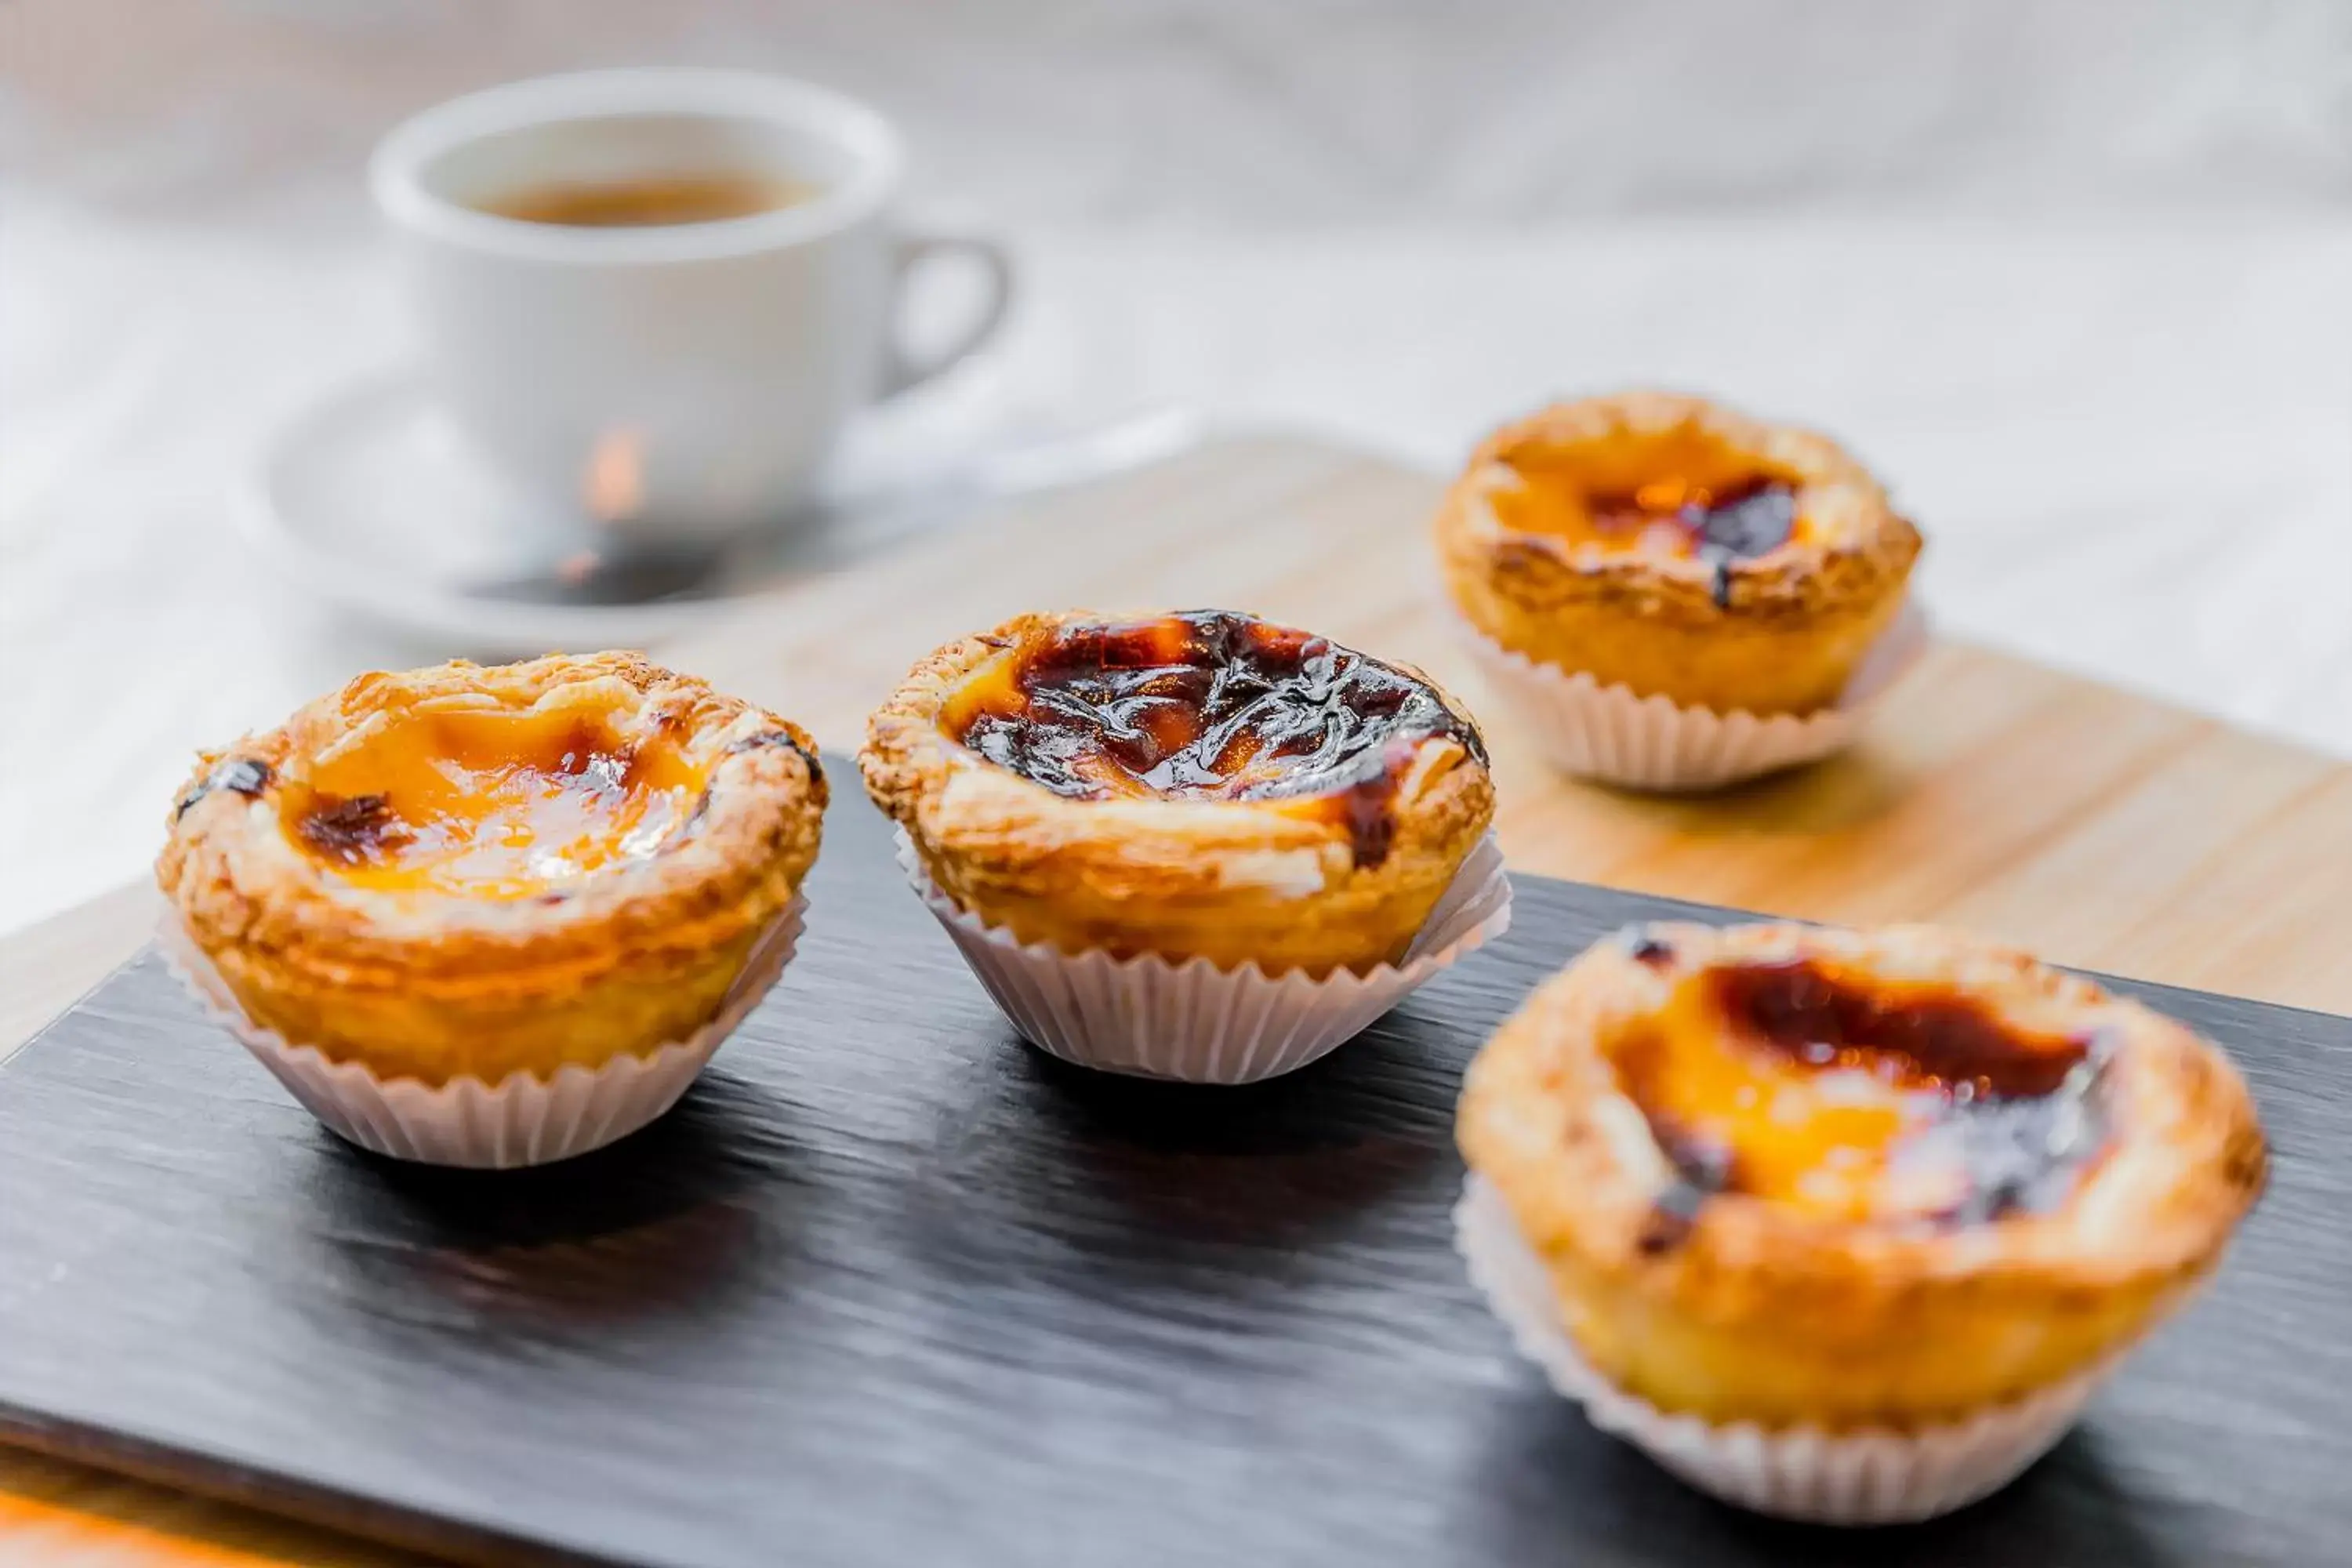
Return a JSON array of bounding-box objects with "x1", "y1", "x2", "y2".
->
[
  {"x1": 1610, "y1": 958, "x2": 2107, "y2": 1233},
  {"x1": 1585, "y1": 476, "x2": 1798, "y2": 560},
  {"x1": 1488, "y1": 433, "x2": 1805, "y2": 603},
  {"x1": 285, "y1": 707, "x2": 703, "y2": 898},
  {"x1": 939, "y1": 610, "x2": 1485, "y2": 867}
]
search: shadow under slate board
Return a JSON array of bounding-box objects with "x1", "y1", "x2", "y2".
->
[{"x1": 1, "y1": 773, "x2": 2347, "y2": 1568}]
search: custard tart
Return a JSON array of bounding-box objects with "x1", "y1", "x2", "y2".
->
[
  {"x1": 1436, "y1": 390, "x2": 1921, "y2": 716},
  {"x1": 158, "y1": 652, "x2": 826, "y2": 1086},
  {"x1": 1458, "y1": 921, "x2": 2266, "y2": 1432},
  {"x1": 862, "y1": 608, "x2": 1496, "y2": 977}
]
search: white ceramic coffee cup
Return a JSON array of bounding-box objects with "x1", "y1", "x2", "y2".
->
[{"x1": 371, "y1": 69, "x2": 1012, "y2": 547}]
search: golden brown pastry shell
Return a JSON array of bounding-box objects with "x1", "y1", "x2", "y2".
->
[
  {"x1": 1457, "y1": 921, "x2": 2267, "y2": 1431},
  {"x1": 861, "y1": 610, "x2": 1496, "y2": 977},
  {"x1": 156, "y1": 652, "x2": 826, "y2": 1086},
  {"x1": 1436, "y1": 391, "x2": 1922, "y2": 715}
]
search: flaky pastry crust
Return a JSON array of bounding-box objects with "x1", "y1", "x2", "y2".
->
[
  {"x1": 157, "y1": 652, "x2": 826, "y2": 1085},
  {"x1": 1458, "y1": 921, "x2": 2266, "y2": 1430},
  {"x1": 862, "y1": 610, "x2": 1496, "y2": 976},
  {"x1": 1436, "y1": 390, "x2": 1922, "y2": 715}
]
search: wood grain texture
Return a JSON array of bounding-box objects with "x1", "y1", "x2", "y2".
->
[
  {"x1": 4, "y1": 433, "x2": 2349, "y2": 1564},
  {"x1": 2, "y1": 781, "x2": 2349, "y2": 1568}
]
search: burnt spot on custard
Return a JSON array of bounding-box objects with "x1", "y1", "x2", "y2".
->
[
  {"x1": 1613, "y1": 958, "x2": 2111, "y2": 1245},
  {"x1": 295, "y1": 793, "x2": 414, "y2": 866},
  {"x1": 1585, "y1": 476, "x2": 1799, "y2": 564},
  {"x1": 1588, "y1": 477, "x2": 1796, "y2": 610},
  {"x1": 942, "y1": 610, "x2": 1486, "y2": 869},
  {"x1": 1712, "y1": 961, "x2": 2092, "y2": 1098},
  {"x1": 174, "y1": 757, "x2": 273, "y2": 818}
]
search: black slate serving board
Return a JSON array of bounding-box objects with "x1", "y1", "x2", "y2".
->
[{"x1": 2, "y1": 777, "x2": 2347, "y2": 1568}]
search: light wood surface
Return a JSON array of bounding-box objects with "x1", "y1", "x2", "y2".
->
[{"x1": 4, "y1": 433, "x2": 2347, "y2": 1565}]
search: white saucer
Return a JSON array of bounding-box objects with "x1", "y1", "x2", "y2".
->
[{"x1": 239, "y1": 368, "x2": 1199, "y2": 658}]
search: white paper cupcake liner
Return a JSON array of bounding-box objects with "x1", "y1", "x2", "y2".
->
[
  {"x1": 1450, "y1": 599, "x2": 1930, "y2": 791},
  {"x1": 900, "y1": 831, "x2": 1512, "y2": 1083},
  {"x1": 1453, "y1": 1174, "x2": 2102, "y2": 1524},
  {"x1": 156, "y1": 897, "x2": 806, "y2": 1169}
]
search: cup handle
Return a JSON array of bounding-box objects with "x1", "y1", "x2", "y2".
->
[{"x1": 880, "y1": 232, "x2": 1015, "y2": 397}]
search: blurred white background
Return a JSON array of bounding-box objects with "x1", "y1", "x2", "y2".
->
[{"x1": 5, "y1": 0, "x2": 2350, "y2": 935}]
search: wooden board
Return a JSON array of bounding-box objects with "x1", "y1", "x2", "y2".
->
[
  {"x1": 666, "y1": 434, "x2": 2352, "y2": 1014},
  {"x1": 5, "y1": 433, "x2": 2349, "y2": 1564},
  {"x1": 3, "y1": 780, "x2": 2348, "y2": 1568}
]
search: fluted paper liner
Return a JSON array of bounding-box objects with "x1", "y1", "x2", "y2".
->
[
  {"x1": 901, "y1": 831, "x2": 1512, "y2": 1083},
  {"x1": 157, "y1": 897, "x2": 805, "y2": 1169},
  {"x1": 1451, "y1": 599, "x2": 1930, "y2": 791},
  {"x1": 1454, "y1": 1174, "x2": 2102, "y2": 1524}
]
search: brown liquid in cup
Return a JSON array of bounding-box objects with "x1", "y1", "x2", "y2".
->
[{"x1": 476, "y1": 172, "x2": 818, "y2": 228}]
